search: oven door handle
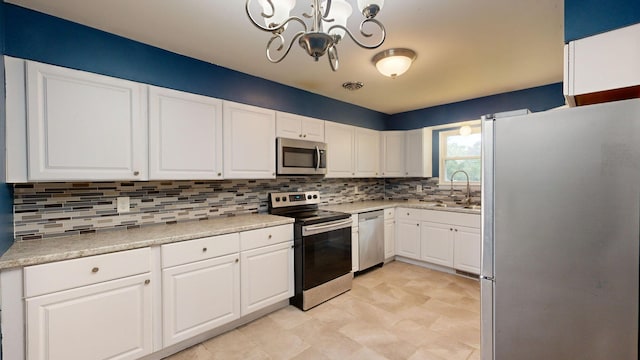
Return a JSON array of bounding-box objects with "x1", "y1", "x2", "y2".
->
[
  {"x1": 315, "y1": 145, "x2": 320, "y2": 171},
  {"x1": 302, "y1": 218, "x2": 352, "y2": 237}
]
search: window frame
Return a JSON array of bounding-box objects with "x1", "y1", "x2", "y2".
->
[{"x1": 438, "y1": 125, "x2": 482, "y2": 186}]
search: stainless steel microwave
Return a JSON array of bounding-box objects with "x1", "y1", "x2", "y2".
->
[{"x1": 276, "y1": 137, "x2": 327, "y2": 175}]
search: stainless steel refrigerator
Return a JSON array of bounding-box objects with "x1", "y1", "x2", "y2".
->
[{"x1": 481, "y1": 99, "x2": 640, "y2": 360}]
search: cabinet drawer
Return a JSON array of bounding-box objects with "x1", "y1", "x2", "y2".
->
[
  {"x1": 24, "y1": 247, "x2": 151, "y2": 298},
  {"x1": 397, "y1": 208, "x2": 423, "y2": 221},
  {"x1": 422, "y1": 210, "x2": 480, "y2": 228},
  {"x1": 384, "y1": 208, "x2": 395, "y2": 220},
  {"x1": 240, "y1": 224, "x2": 293, "y2": 251},
  {"x1": 161, "y1": 233, "x2": 239, "y2": 268}
]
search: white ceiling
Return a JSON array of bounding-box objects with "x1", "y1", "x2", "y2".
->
[{"x1": 6, "y1": 0, "x2": 565, "y2": 115}]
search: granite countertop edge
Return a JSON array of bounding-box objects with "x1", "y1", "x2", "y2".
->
[
  {"x1": 0, "y1": 214, "x2": 294, "y2": 270},
  {"x1": 321, "y1": 200, "x2": 482, "y2": 215}
]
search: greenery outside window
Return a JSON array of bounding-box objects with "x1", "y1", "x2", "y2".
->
[{"x1": 439, "y1": 126, "x2": 481, "y2": 184}]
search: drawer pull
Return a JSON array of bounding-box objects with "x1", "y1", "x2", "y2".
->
[
  {"x1": 450, "y1": 228, "x2": 454, "y2": 231},
  {"x1": 235, "y1": 258, "x2": 239, "y2": 263},
  {"x1": 133, "y1": 171, "x2": 140, "y2": 176},
  {"x1": 91, "y1": 267, "x2": 99, "y2": 273},
  {"x1": 268, "y1": 234, "x2": 272, "y2": 239},
  {"x1": 144, "y1": 279, "x2": 150, "y2": 285},
  {"x1": 202, "y1": 247, "x2": 208, "y2": 252}
]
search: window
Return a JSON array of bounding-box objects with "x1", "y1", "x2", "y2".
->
[{"x1": 439, "y1": 126, "x2": 481, "y2": 184}]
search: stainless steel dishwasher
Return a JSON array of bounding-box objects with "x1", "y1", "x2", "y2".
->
[{"x1": 358, "y1": 210, "x2": 384, "y2": 272}]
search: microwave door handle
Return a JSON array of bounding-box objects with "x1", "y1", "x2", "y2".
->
[{"x1": 315, "y1": 146, "x2": 320, "y2": 171}]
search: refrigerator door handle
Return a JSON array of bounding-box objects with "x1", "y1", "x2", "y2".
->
[{"x1": 481, "y1": 115, "x2": 495, "y2": 279}]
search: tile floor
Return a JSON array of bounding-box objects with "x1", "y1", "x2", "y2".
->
[{"x1": 164, "y1": 261, "x2": 481, "y2": 360}]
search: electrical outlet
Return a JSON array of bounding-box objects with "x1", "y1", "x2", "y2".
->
[
  {"x1": 354, "y1": 185, "x2": 359, "y2": 194},
  {"x1": 116, "y1": 196, "x2": 130, "y2": 213},
  {"x1": 416, "y1": 184, "x2": 423, "y2": 193}
]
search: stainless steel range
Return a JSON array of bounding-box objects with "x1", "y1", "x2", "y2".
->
[{"x1": 268, "y1": 191, "x2": 352, "y2": 310}]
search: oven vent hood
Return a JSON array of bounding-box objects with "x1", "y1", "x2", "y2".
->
[{"x1": 564, "y1": 23, "x2": 640, "y2": 107}]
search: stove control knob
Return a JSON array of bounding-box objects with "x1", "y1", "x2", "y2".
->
[
  {"x1": 282, "y1": 198, "x2": 287, "y2": 202},
  {"x1": 313, "y1": 194, "x2": 318, "y2": 199},
  {"x1": 275, "y1": 197, "x2": 280, "y2": 202},
  {"x1": 307, "y1": 195, "x2": 312, "y2": 200}
]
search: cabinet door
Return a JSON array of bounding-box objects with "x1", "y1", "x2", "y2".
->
[
  {"x1": 453, "y1": 226, "x2": 481, "y2": 274},
  {"x1": 355, "y1": 127, "x2": 380, "y2": 177},
  {"x1": 223, "y1": 101, "x2": 276, "y2": 179},
  {"x1": 300, "y1": 117, "x2": 325, "y2": 142},
  {"x1": 276, "y1": 112, "x2": 325, "y2": 142},
  {"x1": 26, "y1": 274, "x2": 152, "y2": 360},
  {"x1": 149, "y1": 86, "x2": 223, "y2": 179},
  {"x1": 421, "y1": 221, "x2": 454, "y2": 267},
  {"x1": 405, "y1": 128, "x2": 432, "y2": 177},
  {"x1": 275, "y1": 112, "x2": 303, "y2": 139},
  {"x1": 325, "y1": 122, "x2": 355, "y2": 177},
  {"x1": 162, "y1": 253, "x2": 240, "y2": 346},
  {"x1": 565, "y1": 23, "x2": 640, "y2": 98},
  {"x1": 384, "y1": 219, "x2": 395, "y2": 260},
  {"x1": 381, "y1": 131, "x2": 406, "y2": 177},
  {"x1": 26, "y1": 61, "x2": 147, "y2": 181},
  {"x1": 240, "y1": 241, "x2": 293, "y2": 315},
  {"x1": 395, "y1": 219, "x2": 421, "y2": 259}
]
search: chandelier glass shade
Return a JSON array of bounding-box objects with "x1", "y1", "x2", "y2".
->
[{"x1": 246, "y1": 0, "x2": 386, "y2": 71}]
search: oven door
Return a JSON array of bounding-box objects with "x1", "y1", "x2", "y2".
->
[{"x1": 301, "y1": 218, "x2": 352, "y2": 290}]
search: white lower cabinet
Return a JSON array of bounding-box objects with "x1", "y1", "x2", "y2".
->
[
  {"x1": 395, "y1": 208, "x2": 480, "y2": 274},
  {"x1": 161, "y1": 233, "x2": 240, "y2": 346},
  {"x1": 395, "y1": 208, "x2": 422, "y2": 259},
  {"x1": 24, "y1": 249, "x2": 153, "y2": 360},
  {"x1": 240, "y1": 224, "x2": 294, "y2": 315},
  {"x1": 420, "y1": 221, "x2": 454, "y2": 267},
  {"x1": 383, "y1": 208, "x2": 395, "y2": 260},
  {"x1": 453, "y1": 226, "x2": 482, "y2": 273},
  {"x1": 240, "y1": 241, "x2": 294, "y2": 315}
]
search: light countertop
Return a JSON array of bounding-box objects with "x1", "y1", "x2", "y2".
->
[
  {"x1": 0, "y1": 214, "x2": 294, "y2": 270},
  {"x1": 321, "y1": 199, "x2": 482, "y2": 215}
]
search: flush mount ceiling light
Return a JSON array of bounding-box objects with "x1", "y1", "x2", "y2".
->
[
  {"x1": 246, "y1": 0, "x2": 386, "y2": 71},
  {"x1": 342, "y1": 81, "x2": 364, "y2": 91},
  {"x1": 459, "y1": 125, "x2": 472, "y2": 136},
  {"x1": 371, "y1": 48, "x2": 417, "y2": 78}
]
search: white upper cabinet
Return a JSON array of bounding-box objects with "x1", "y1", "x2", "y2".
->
[
  {"x1": 325, "y1": 122, "x2": 381, "y2": 178},
  {"x1": 380, "y1": 131, "x2": 406, "y2": 177},
  {"x1": 223, "y1": 101, "x2": 276, "y2": 179},
  {"x1": 405, "y1": 127, "x2": 432, "y2": 177},
  {"x1": 564, "y1": 23, "x2": 640, "y2": 106},
  {"x1": 149, "y1": 86, "x2": 223, "y2": 180},
  {"x1": 276, "y1": 112, "x2": 325, "y2": 142},
  {"x1": 355, "y1": 127, "x2": 380, "y2": 177},
  {"x1": 325, "y1": 122, "x2": 356, "y2": 178},
  {"x1": 24, "y1": 60, "x2": 148, "y2": 181}
]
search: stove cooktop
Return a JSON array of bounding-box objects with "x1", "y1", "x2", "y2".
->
[{"x1": 268, "y1": 191, "x2": 350, "y2": 226}]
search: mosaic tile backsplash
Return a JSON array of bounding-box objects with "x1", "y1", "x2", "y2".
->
[
  {"x1": 13, "y1": 177, "x2": 480, "y2": 241},
  {"x1": 14, "y1": 178, "x2": 384, "y2": 241}
]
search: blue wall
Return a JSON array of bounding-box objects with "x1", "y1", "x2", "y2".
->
[
  {"x1": 4, "y1": 4, "x2": 387, "y2": 130},
  {"x1": 385, "y1": 83, "x2": 565, "y2": 130},
  {"x1": 0, "y1": 0, "x2": 14, "y2": 261},
  {"x1": 565, "y1": 0, "x2": 640, "y2": 42}
]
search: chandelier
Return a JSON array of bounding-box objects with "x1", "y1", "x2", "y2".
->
[{"x1": 245, "y1": 0, "x2": 386, "y2": 71}]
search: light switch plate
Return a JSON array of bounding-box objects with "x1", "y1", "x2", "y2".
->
[
  {"x1": 416, "y1": 184, "x2": 423, "y2": 193},
  {"x1": 354, "y1": 186, "x2": 359, "y2": 194},
  {"x1": 116, "y1": 196, "x2": 130, "y2": 213}
]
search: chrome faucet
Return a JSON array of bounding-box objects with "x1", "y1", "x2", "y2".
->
[{"x1": 450, "y1": 170, "x2": 471, "y2": 205}]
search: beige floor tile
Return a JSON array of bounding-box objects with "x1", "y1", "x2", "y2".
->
[{"x1": 164, "y1": 260, "x2": 481, "y2": 360}]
